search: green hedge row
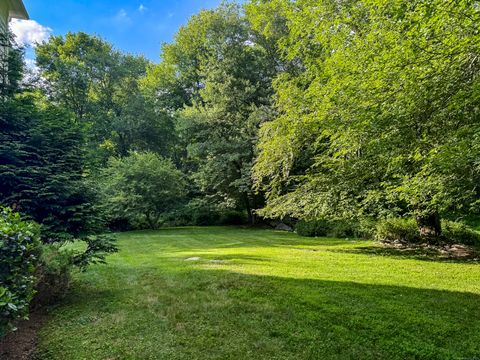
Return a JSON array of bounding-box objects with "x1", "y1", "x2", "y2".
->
[
  {"x1": 375, "y1": 218, "x2": 480, "y2": 246},
  {"x1": 296, "y1": 217, "x2": 480, "y2": 246}
]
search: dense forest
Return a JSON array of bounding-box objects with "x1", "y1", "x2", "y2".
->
[{"x1": 1, "y1": 0, "x2": 480, "y2": 338}]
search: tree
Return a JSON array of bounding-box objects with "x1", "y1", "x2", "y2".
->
[
  {"x1": 101, "y1": 152, "x2": 186, "y2": 229},
  {"x1": 250, "y1": 0, "x2": 480, "y2": 240},
  {"x1": 0, "y1": 93, "x2": 98, "y2": 241},
  {"x1": 35, "y1": 33, "x2": 174, "y2": 162},
  {"x1": 144, "y1": 3, "x2": 278, "y2": 224}
]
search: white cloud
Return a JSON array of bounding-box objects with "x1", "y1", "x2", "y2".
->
[
  {"x1": 115, "y1": 9, "x2": 131, "y2": 23},
  {"x1": 138, "y1": 4, "x2": 147, "y2": 13},
  {"x1": 10, "y1": 19, "x2": 52, "y2": 47}
]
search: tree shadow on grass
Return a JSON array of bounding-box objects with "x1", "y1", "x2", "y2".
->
[
  {"x1": 39, "y1": 264, "x2": 480, "y2": 360},
  {"x1": 328, "y1": 245, "x2": 480, "y2": 264}
]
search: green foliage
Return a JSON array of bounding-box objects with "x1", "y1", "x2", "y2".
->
[
  {"x1": 375, "y1": 218, "x2": 421, "y2": 244},
  {"x1": 295, "y1": 218, "x2": 374, "y2": 238},
  {"x1": 295, "y1": 219, "x2": 332, "y2": 237},
  {"x1": 0, "y1": 208, "x2": 40, "y2": 337},
  {"x1": 0, "y1": 94, "x2": 97, "y2": 242},
  {"x1": 35, "y1": 236, "x2": 118, "y2": 307},
  {"x1": 162, "y1": 198, "x2": 248, "y2": 227},
  {"x1": 144, "y1": 4, "x2": 278, "y2": 223},
  {"x1": 35, "y1": 32, "x2": 174, "y2": 161},
  {"x1": 375, "y1": 218, "x2": 480, "y2": 246},
  {"x1": 250, "y1": 0, "x2": 480, "y2": 238},
  {"x1": 72, "y1": 235, "x2": 118, "y2": 270},
  {"x1": 181, "y1": 198, "x2": 221, "y2": 226},
  {"x1": 441, "y1": 221, "x2": 480, "y2": 246},
  {"x1": 0, "y1": 32, "x2": 24, "y2": 97},
  {"x1": 101, "y1": 152, "x2": 186, "y2": 229},
  {"x1": 34, "y1": 244, "x2": 75, "y2": 307}
]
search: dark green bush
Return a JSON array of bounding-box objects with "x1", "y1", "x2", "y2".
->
[
  {"x1": 375, "y1": 218, "x2": 421, "y2": 243},
  {"x1": 296, "y1": 219, "x2": 332, "y2": 237},
  {"x1": 219, "y1": 211, "x2": 247, "y2": 225},
  {"x1": 0, "y1": 208, "x2": 41, "y2": 336},
  {"x1": 356, "y1": 219, "x2": 377, "y2": 239},
  {"x1": 161, "y1": 199, "x2": 246, "y2": 227},
  {"x1": 441, "y1": 221, "x2": 480, "y2": 246},
  {"x1": 72, "y1": 234, "x2": 118, "y2": 269},
  {"x1": 332, "y1": 220, "x2": 358, "y2": 238}
]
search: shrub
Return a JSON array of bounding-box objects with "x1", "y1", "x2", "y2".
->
[
  {"x1": 375, "y1": 218, "x2": 421, "y2": 243},
  {"x1": 296, "y1": 219, "x2": 332, "y2": 237},
  {"x1": 161, "y1": 199, "x2": 238, "y2": 227},
  {"x1": 356, "y1": 219, "x2": 377, "y2": 239},
  {"x1": 72, "y1": 234, "x2": 118, "y2": 269},
  {"x1": 375, "y1": 218, "x2": 480, "y2": 246},
  {"x1": 34, "y1": 234, "x2": 117, "y2": 308},
  {"x1": 331, "y1": 220, "x2": 358, "y2": 238},
  {"x1": 33, "y1": 245, "x2": 74, "y2": 308},
  {"x1": 441, "y1": 221, "x2": 480, "y2": 246},
  {"x1": 220, "y1": 211, "x2": 247, "y2": 225},
  {"x1": 0, "y1": 208, "x2": 41, "y2": 337}
]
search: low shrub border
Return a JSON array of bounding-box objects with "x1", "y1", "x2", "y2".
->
[{"x1": 0, "y1": 208, "x2": 41, "y2": 337}]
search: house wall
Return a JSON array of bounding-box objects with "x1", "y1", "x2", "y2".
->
[
  {"x1": 0, "y1": 1, "x2": 9, "y2": 35},
  {"x1": 0, "y1": 1, "x2": 10, "y2": 87}
]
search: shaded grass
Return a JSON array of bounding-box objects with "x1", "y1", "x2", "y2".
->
[{"x1": 36, "y1": 227, "x2": 480, "y2": 359}]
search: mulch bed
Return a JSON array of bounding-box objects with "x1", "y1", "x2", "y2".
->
[{"x1": 0, "y1": 312, "x2": 48, "y2": 360}]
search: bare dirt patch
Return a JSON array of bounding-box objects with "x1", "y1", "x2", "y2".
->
[{"x1": 0, "y1": 312, "x2": 48, "y2": 360}]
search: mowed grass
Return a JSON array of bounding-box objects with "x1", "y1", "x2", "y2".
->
[{"x1": 36, "y1": 227, "x2": 480, "y2": 359}]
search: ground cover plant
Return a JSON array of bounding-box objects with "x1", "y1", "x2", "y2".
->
[{"x1": 34, "y1": 227, "x2": 480, "y2": 360}]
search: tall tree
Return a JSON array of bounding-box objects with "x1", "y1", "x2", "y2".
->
[
  {"x1": 144, "y1": 3, "x2": 278, "y2": 223},
  {"x1": 0, "y1": 94, "x2": 96, "y2": 241},
  {"x1": 0, "y1": 43, "x2": 99, "y2": 241},
  {"x1": 250, "y1": 0, "x2": 480, "y2": 239},
  {"x1": 35, "y1": 32, "x2": 173, "y2": 161}
]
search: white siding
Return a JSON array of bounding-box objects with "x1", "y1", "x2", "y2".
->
[{"x1": 0, "y1": 2, "x2": 9, "y2": 87}]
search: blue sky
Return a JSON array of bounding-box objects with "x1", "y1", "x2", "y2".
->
[{"x1": 20, "y1": 0, "x2": 240, "y2": 62}]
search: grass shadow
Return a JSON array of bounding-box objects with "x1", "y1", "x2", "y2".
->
[
  {"x1": 328, "y1": 245, "x2": 480, "y2": 264},
  {"x1": 38, "y1": 265, "x2": 480, "y2": 359}
]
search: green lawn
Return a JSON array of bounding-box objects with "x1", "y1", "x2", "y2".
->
[{"x1": 36, "y1": 227, "x2": 480, "y2": 359}]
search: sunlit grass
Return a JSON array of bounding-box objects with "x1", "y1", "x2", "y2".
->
[{"x1": 36, "y1": 227, "x2": 480, "y2": 359}]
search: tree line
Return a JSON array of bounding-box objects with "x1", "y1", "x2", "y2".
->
[{"x1": 3, "y1": 0, "x2": 480, "y2": 241}]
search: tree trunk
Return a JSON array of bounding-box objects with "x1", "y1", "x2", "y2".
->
[
  {"x1": 244, "y1": 194, "x2": 255, "y2": 226},
  {"x1": 415, "y1": 212, "x2": 441, "y2": 241}
]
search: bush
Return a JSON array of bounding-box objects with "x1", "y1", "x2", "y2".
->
[
  {"x1": 441, "y1": 221, "x2": 480, "y2": 246},
  {"x1": 375, "y1": 218, "x2": 480, "y2": 246},
  {"x1": 33, "y1": 245, "x2": 74, "y2": 308},
  {"x1": 220, "y1": 211, "x2": 247, "y2": 226},
  {"x1": 0, "y1": 208, "x2": 41, "y2": 337},
  {"x1": 356, "y1": 219, "x2": 377, "y2": 239},
  {"x1": 161, "y1": 199, "x2": 246, "y2": 227},
  {"x1": 72, "y1": 234, "x2": 118, "y2": 269},
  {"x1": 34, "y1": 234, "x2": 117, "y2": 308},
  {"x1": 375, "y1": 218, "x2": 420, "y2": 243},
  {"x1": 296, "y1": 219, "x2": 332, "y2": 237}
]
